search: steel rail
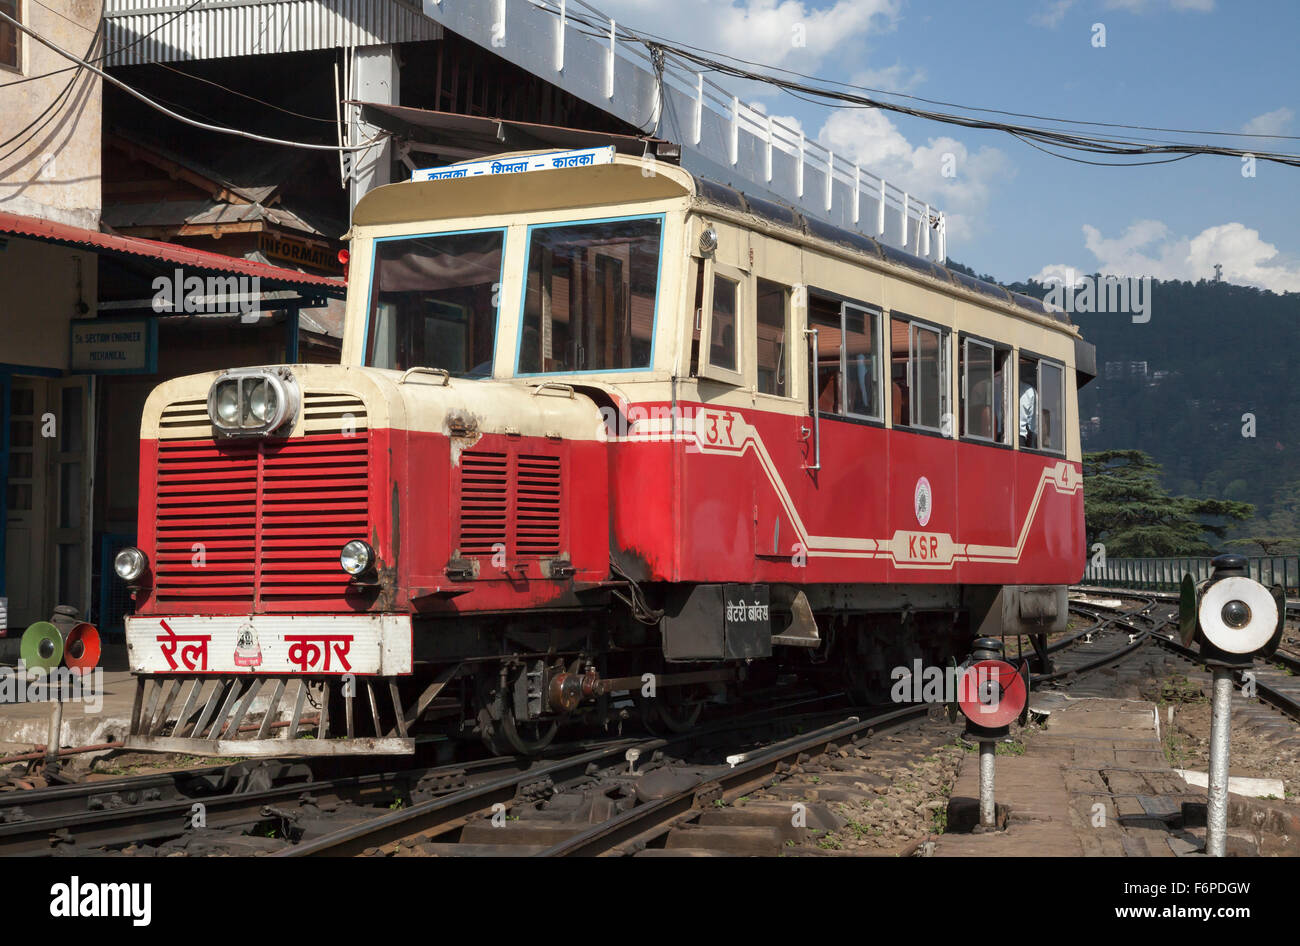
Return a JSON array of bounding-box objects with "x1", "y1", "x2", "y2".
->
[
  {"x1": 0, "y1": 754, "x2": 535, "y2": 856},
  {"x1": 278, "y1": 737, "x2": 667, "y2": 857},
  {"x1": 536, "y1": 705, "x2": 928, "y2": 857}
]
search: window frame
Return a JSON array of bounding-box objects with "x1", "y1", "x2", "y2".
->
[
  {"x1": 0, "y1": 0, "x2": 21, "y2": 74},
  {"x1": 1016, "y1": 349, "x2": 1068, "y2": 455},
  {"x1": 958, "y1": 331, "x2": 1013, "y2": 447},
  {"x1": 511, "y1": 212, "x2": 666, "y2": 378},
  {"x1": 754, "y1": 277, "x2": 794, "y2": 399},
  {"x1": 361, "y1": 225, "x2": 509, "y2": 375},
  {"x1": 890, "y1": 312, "x2": 952, "y2": 437},
  {"x1": 840, "y1": 302, "x2": 883, "y2": 422},
  {"x1": 806, "y1": 287, "x2": 884, "y2": 424},
  {"x1": 698, "y1": 259, "x2": 747, "y2": 387}
]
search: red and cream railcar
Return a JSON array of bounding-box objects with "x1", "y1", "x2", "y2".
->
[{"x1": 119, "y1": 151, "x2": 1095, "y2": 755}]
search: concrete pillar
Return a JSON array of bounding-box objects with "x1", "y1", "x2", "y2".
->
[{"x1": 349, "y1": 45, "x2": 400, "y2": 211}]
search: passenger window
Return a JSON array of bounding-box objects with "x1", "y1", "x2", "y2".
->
[
  {"x1": 1017, "y1": 355, "x2": 1063, "y2": 451},
  {"x1": 961, "y1": 339, "x2": 1011, "y2": 443},
  {"x1": 891, "y1": 317, "x2": 950, "y2": 434},
  {"x1": 1040, "y1": 360, "x2": 1065, "y2": 452},
  {"x1": 808, "y1": 293, "x2": 842, "y2": 415},
  {"x1": 756, "y1": 279, "x2": 789, "y2": 397},
  {"x1": 806, "y1": 292, "x2": 882, "y2": 420}
]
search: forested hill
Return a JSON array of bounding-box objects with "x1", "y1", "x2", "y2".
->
[{"x1": 949, "y1": 262, "x2": 1300, "y2": 532}]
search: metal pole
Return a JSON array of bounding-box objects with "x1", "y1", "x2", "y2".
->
[
  {"x1": 45, "y1": 698, "x2": 63, "y2": 766},
  {"x1": 1206, "y1": 668, "x2": 1233, "y2": 856},
  {"x1": 979, "y1": 740, "x2": 996, "y2": 827}
]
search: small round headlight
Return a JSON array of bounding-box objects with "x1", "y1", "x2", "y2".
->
[
  {"x1": 215, "y1": 381, "x2": 241, "y2": 426},
  {"x1": 114, "y1": 546, "x2": 147, "y2": 581},
  {"x1": 340, "y1": 540, "x2": 374, "y2": 576}
]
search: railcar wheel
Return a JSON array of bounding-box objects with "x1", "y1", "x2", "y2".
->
[
  {"x1": 475, "y1": 666, "x2": 560, "y2": 757},
  {"x1": 491, "y1": 709, "x2": 559, "y2": 756},
  {"x1": 636, "y1": 686, "x2": 703, "y2": 733}
]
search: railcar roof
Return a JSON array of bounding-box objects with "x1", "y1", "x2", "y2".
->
[
  {"x1": 689, "y1": 175, "x2": 1067, "y2": 326},
  {"x1": 352, "y1": 151, "x2": 1068, "y2": 326}
]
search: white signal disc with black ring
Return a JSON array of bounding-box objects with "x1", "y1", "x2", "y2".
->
[{"x1": 1198, "y1": 576, "x2": 1277, "y2": 655}]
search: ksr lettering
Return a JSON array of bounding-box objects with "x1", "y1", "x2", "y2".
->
[{"x1": 908, "y1": 534, "x2": 940, "y2": 559}]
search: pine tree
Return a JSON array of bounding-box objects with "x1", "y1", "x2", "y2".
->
[
  {"x1": 1229, "y1": 480, "x2": 1300, "y2": 554},
  {"x1": 1084, "y1": 449, "x2": 1254, "y2": 556}
]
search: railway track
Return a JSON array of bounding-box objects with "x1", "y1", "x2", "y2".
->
[
  {"x1": 281, "y1": 705, "x2": 933, "y2": 857},
  {"x1": 1069, "y1": 588, "x2": 1300, "y2": 725},
  {"x1": 0, "y1": 614, "x2": 1170, "y2": 858},
  {"x1": 278, "y1": 623, "x2": 1163, "y2": 858}
]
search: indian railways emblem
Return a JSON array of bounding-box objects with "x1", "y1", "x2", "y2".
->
[
  {"x1": 914, "y1": 477, "x2": 933, "y2": 527},
  {"x1": 233, "y1": 623, "x2": 263, "y2": 668}
]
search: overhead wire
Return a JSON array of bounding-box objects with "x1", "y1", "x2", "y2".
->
[{"x1": 547, "y1": 4, "x2": 1300, "y2": 168}]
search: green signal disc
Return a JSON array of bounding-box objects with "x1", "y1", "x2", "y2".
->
[{"x1": 21, "y1": 621, "x2": 64, "y2": 670}]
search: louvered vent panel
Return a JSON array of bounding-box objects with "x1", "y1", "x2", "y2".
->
[
  {"x1": 457, "y1": 451, "x2": 509, "y2": 555},
  {"x1": 456, "y1": 450, "x2": 563, "y2": 559},
  {"x1": 515, "y1": 454, "x2": 562, "y2": 556}
]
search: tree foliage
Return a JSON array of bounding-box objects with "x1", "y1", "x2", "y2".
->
[
  {"x1": 985, "y1": 273, "x2": 1299, "y2": 534},
  {"x1": 1229, "y1": 480, "x2": 1300, "y2": 554},
  {"x1": 1084, "y1": 449, "x2": 1254, "y2": 556}
]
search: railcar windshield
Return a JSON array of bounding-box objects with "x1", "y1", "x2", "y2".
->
[
  {"x1": 517, "y1": 215, "x2": 663, "y2": 374},
  {"x1": 365, "y1": 229, "x2": 505, "y2": 377}
]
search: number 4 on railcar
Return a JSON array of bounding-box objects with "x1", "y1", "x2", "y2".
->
[{"x1": 116, "y1": 149, "x2": 1096, "y2": 756}]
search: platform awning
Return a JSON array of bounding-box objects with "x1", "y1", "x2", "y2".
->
[
  {"x1": 355, "y1": 103, "x2": 676, "y2": 163},
  {"x1": 0, "y1": 211, "x2": 346, "y2": 298}
]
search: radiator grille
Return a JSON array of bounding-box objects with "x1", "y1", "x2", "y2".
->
[
  {"x1": 456, "y1": 450, "x2": 562, "y2": 559},
  {"x1": 154, "y1": 431, "x2": 370, "y2": 607}
]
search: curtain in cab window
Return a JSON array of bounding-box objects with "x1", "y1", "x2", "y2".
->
[{"x1": 366, "y1": 230, "x2": 504, "y2": 376}]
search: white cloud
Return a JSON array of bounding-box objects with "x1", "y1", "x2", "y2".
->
[
  {"x1": 593, "y1": 0, "x2": 900, "y2": 71},
  {"x1": 1030, "y1": 0, "x2": 1076, "y2": 28},
  {"x1": 1242, "y1": 107, "x2": 1294, "y2": 137},
  {"x1": 1036, "y1": 220, "x2": 1300, "y2": 293},
  {"x1": 816, "y1": 108, "x2": 1013, "y2": 241}
]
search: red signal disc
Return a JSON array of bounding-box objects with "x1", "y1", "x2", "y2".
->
[
  {"x1": 956, "y1": 659, "x2": 1027, "y2": 728},
  {"x1": 64, "y1": 622, "x2": 101, "y2": 673}
]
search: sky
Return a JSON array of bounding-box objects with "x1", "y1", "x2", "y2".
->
[{"x1": 588, "y1": 0, "x2": 1300, "y2": 291}]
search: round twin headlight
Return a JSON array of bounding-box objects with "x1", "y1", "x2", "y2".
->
[
  {"x1": 247, "y1": 378, "x2": 278, "y2": 424},
  {"x1": 214, "y1": 380, "x2": 241, "y2": 425},
  {"x1": 114, "y1": 546, "x2": 147, "y2": 581},
  {"x1": 207, "y1": 369, "x2": 298, "y2": 436},
  {"x1": 340, "y1": 540, "x2": 374, "y2": 576}
]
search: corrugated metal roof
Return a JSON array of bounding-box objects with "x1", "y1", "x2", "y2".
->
[
  {"x1": 0, "y1": 210, "x2": 346, "y2": 295},
  {"x1": 104, "y1": 0, "x2": 441, "y2": 66}
]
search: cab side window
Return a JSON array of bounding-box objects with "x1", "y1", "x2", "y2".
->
[{"x1": 709, "y1": 273, "x2": 739, "y2": 373}]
